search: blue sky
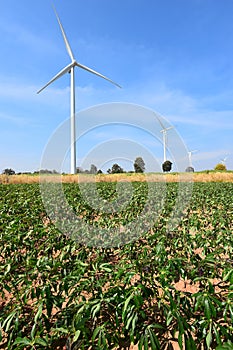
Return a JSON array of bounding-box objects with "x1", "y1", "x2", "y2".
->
[{"x1": 1, "y1": 0, "x2": 233, "y2": 173}]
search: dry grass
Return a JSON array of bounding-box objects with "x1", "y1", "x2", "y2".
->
[
  {"x1": 192, "y1": 171, "x2": 233, "y2": 182},
  {"x1": 0, "y1": 172, "x2": 233, "y2": 184}
]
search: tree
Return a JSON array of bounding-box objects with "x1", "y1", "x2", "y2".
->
[
  {"x1": 134, "y1": 157, "x2": 145, "y2": 173},
  {"x1": 185, "y1": 166, "x2": 194, "y2": 172},
  {"x1": 2, "y1": 168, "x2": 15, "y2": 175},
  {"x1": 76, "y1": 167, "x2": 83, "y2": 173},
  {"x1": 38, "y1": 169, "x2": 55, "y2": 174},
  {"x1": 214, "y1": 163, "x2": 226, "y2": 171},
  {"x1": 90, "y1": 164, "x2": 97, "y2": 174},
  {"x1": 162, "y1": 160, "x2": 172, "y2": 172},
  {"x1": 111, "y1": 163, "x2": 124, "y2": 174},
  {"x1": 97, "y1": 169, "x2": 103, "y2": 174}
]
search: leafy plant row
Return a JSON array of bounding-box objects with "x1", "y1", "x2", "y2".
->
[{"x1": 0, "y1": 182, "x2": 232, "y2": 349}]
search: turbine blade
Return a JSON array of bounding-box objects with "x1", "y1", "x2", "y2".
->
[
  {"x1": 76, "y1": 62, "x2": 121, "y2": 88},
  {"x1": 165, "y1": 126, "x2": 174, "y2": 131},
  {"x1": 37, "y1": 62, "x2": 74, "y2": 94},
  {"x1": 156, "y1": 115, "x2": 166, "y2": 130},
  {"x1": 52, "y1": 4, "x2": 75, "y2": 62}
]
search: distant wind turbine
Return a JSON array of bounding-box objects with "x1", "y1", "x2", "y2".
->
[
  {"x1": 188, "y1": 149, "x2": 198, "y2": 167},
  {"x1": 37, "y1": 5, "x2": 121, "y2": 174},
  {"x1": 156, "y1": 116, "x2": 173, "y2": 162},
  {"x1": 220, "y1": 155, "x2": 229, "y2": 166}
]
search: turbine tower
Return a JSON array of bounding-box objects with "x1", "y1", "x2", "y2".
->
[
  {"x1": 156, "y1": 116, "x2": 173, "y2": 162},
  {"x1": 188, "y1": 150, "x2": 198, "y2": 167},
  {"x1": 37, "y1": 5, "x2": 121, "y2": 174}
]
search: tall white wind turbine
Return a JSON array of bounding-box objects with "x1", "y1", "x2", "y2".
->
[
  {"x1": 156, "y1": 116, "x2": 173, "y2": 162},
  {"x1": 37, "y1": 5, "x2": 121, "y2": 174}
]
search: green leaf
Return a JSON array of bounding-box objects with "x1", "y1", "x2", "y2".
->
[
  {"x1": 184, "y1": 333, "x2": 197, "y2": 350},
  {"x1": 213, "y1": 324, "x2": 221, "y2": 345},
  {"x1": 53, "y1": 327, "x2": 69, "y2": 334},
  {"x1": 138, "y1": 335, "x2": 144, "y2": 350},
  {"x1": 133, "y1": 293, "x2": 143, "y2": 308},
  {"x1": 122, "y1": 293, "x2": 134, "y2": 319},
  {"x1": 13, "y1": 337, "x2": 32, "y2": 346},
  {"x1": 216, "y1": 342, "x2": 233, "y2": 350},
  {"x1": 2, "y1": 311, "x2": 17, "y2": 332},
  {"x1": 178, "y1": 317, "x2": 184, "y2": 334},
  {"x1": 178, "y1": 332, "x2": 183, "y2": 349},
  {"x1": 77, "y1": 260, "x2": 88, "y2": 267},
  {"x1": 204, "y1": 299, "x2": 211, "y2": 320},
  {"x1": 223, "y1": 269, "x2": 233, "y2": 282},
  {"x1": 166, "y1": 311, "x2": 173, "y2": 326},
  {"x1": 100, "y1": 263, "x2": 112, "y2": 272},
  {"x1": 131, "y1": 313, "x2": 138, "y2": 333},
  {"x1": 206, "y1": 329, "x2": 212, "y2": 349},
  {"x1": 92, "y1": 326, "x2": 102, "y2": 342},
  {"x1": 126, "y1": 312, "x2": 137, "y2": 331},
  {"x1": 35, "y1": 337, "x2": 48, "y2": 346},
  {"x1": 73, "y1": 330, "x2": 81, "y2": 342},
  {"x1": 148, "y1": 328, "x2": 160, "y2": 350},
  {"x1": 150, "y1": 324, "x2": 164, "y2": 330},
  {"x1": 4, "y1": 263, "x2": 11, "y2": 275},
  {"x1": 101, "y1": 331, "x2": 108, "y2": 347},
  {"x1": 91, "y1": 303, "x2": 101, "y2": 319},
  {"x1": 34, "y1": 303, "x2": 43, "y2": 323},
  {"x1": 144, "y1": 332, "x2": 149, "y2": 350},
  {"x1": 30, "y1": 323, "x2": 37, "y2": 339}
]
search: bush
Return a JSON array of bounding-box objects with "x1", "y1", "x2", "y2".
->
[
  {"x1": 162, "y1": 160, "x2": 172, "y2": 172},
  {"x1": 111, "y1": 163, "x2": 124, "y2": 173},
  {"x1": 185, "y1": 166, "x2": 194, "y2": 172},
  {"x1": 134, "y1": 157, "x2": 145, "y2": 173},
  {"x1": 2, "y1": 168, "x2": 15, "y2": 175},
  {"x1": 214, "y1": 163, "x2": 226, "y2": 171}
]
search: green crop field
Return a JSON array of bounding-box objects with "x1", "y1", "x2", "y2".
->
[{"x1": 0, "y1": 182, "x2": 232, "y2": 349}]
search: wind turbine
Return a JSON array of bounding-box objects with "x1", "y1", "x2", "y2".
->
[
  {"x1": 188, "y1": 149, "x2": 198, "y2": 167},
  {"x1": 156, "y1": 116, "x2": 173, "y2": 162},
  {"x1": 220, "y1": 155, "x2": 229, "y2": 166},
  {"x1": 37, "y1": 5, "x2": 121, "y2": 174}
]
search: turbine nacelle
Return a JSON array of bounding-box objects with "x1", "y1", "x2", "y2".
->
[{"x1": 160, "y1": 126, "x2": 173, "y2": 133}]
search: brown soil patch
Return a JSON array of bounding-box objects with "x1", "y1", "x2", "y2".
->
[{"x1": 173, "y1": 278, "x2": 200, "y2": 294}]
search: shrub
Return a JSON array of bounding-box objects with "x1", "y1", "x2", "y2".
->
[
  {"x1": 214, "y1": 163, "x2": 226, "y2": 171},
  {"x1": 134, "y1": 157, "x2": 145, "y2": 173},
  {"x1": 162, "y1": 160, "x2": 172, "y2": 172},
  {"x1": 185, "y1": 166, "x2": 194, "y2": 172},
  {"x1": 2, "y1": 168, "x2": 15, "y2": 175}
]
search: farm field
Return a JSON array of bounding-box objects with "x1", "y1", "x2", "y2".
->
[
  {"x1": 0, "y1": 182, "x2": 233, "y2": 349},
  {"x1": 1, "y1": 171, "x2": 233, "y2": 184}
]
